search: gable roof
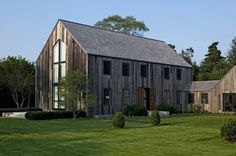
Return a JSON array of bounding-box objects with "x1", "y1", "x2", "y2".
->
[
  {"x1": 60, "y1": 19, "x2": 192, "y2": 68},
  {"x1": 190, "y1": 80, "x2": 219, "y2": 92}
]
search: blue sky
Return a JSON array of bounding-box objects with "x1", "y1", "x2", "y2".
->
[{"x1": 0, "y1": 0, "x2": 236, "y2": 64}]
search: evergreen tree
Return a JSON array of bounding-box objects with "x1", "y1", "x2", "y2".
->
[{"x1": 227, "y1": 37, "x2": 236, "y2": 67}]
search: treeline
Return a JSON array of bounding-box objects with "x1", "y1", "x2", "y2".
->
[{"x1": 177, "y1": 37, "x2": 236, "y2": 81}]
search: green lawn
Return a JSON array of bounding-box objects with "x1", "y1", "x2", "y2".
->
[{"x1": 0, "y1": 114, "x2": 236, "y2": 156}]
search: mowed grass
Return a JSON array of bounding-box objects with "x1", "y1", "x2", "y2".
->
[{"x1": 0, "y1": 114, "x2": 236, "y2": 156}]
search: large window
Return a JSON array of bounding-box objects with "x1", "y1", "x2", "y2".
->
[
  {"x1": 141, "y1": 65, "x2": 147, "y2": 77},
  {"x1": 123, "y1": 89, "x2": 130, "y2": 107},
  {"x1": 177, "y1": 91, "x2": 182, "y2": 105},
  {"x1": 52, "y1": 40, "x2": 66, "y2": 109},
  {"x1": 164, "y1": 90, "x2": 170, "y2": 104},
  {"x1": 122, "y1": 63, "x2": 129, "y2": 76},
  {"x1": 176, "y1": 69, "x2": 182, "y2": 80},
  {"x1": 164, "y1": 67, "x2": 170, "y2": 79},
  {"x1": 201, "y1": 93, "x2": 208, "y2": 104},
  {"x1": 103, "y1": 61, "x2": 111, "y2": 75},
  {"x1": 104, "y1": 89, "x2": 111, "y2": 105}
]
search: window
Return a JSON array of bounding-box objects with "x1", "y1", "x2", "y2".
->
[
  {"x1": 122, "y1": 63, "x2": 129, "y2": 76},
  {"x1": 144, "y1": 88, "x2": 150, "y2": 109},
  {"x1": 52, "y1": 40, "x2": 67, "y2": 109},
  {"x1": 177, "y1": 69, "x2": 182, "y2": 80},
  {"x1": 164, "y1": 67, "x2": 170, "y2": 79},
  {"x1": 177, "y1": 91, "x2": 182, "y2": 105},
  {"x1": 103, "y1": 61, "x2": 111, "y2": 75},
  {"x1": 103, "y1": 89, "x2": 111, "y2": 105},
  {"x1": 164, "y1": 90, "x2": 170, "y2": 104},
  {"x1": 201, "y1": 93, "x2": 208, "y2": 104},
  {"x1": 229, "y1": 95, "x2": 233, "y2": 104},
  {"x1": 141, "y1": 65, "x2": 147, "y2": 77},
  {"x1": 188, "y1": 93, "x2": 194, "y2": 104},
  {"x1": 123, "y1": 89, "x2": 130, "y2": 106}
]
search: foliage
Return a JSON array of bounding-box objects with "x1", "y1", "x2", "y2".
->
[
  {"x1": 124, "y1": 105, "x2": 147, "y2": 116},
  {"x1": 59, "y1": 69, "x2": 96, "y2": 119},
  {"x1": 112, "y1": 112, "x2": 125, "y2": 128},
  {"x1": 198, "y1": 42, "x2": 228, "y2": 80},
  {"x1": 95, "y1": 15, "x2": 149, "y2": 36},
  {"x1": 0, "y1": 108, "x2": 42, "y2": 116},
  {"x1": 220, "y1": 118, "x2": 236, "y2": 142},
  {"x1": 149, "y1": 110, "x2": 161, "y2": 126},
  {"x1": 157, "y1": 104, "x2": 177, "y2": 115},
  {"x1": 168, "y1": 44, "x2": 177, "y2": 52},
  {"x1": 227, "y1": 37, "x2": 236, "y2": 67},
  {"x1": 0, "y1": 56, "x2": 35, "y2": 108},
  {"x1": 188, "y1": 104, "x2": 202, "y2": 113},
  {"x1": 179, "y1": 47, "x2": 194, "y2": 65},
  {"x1": 25, "y1": 110, "x2": 86, "y2": 120}
]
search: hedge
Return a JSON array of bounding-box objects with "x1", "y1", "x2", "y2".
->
[
  {"x1": 25, "y1": 110, "x2": 86, "y2": 120},
  {"x1": 124, "y1": 105, "x2": 147, "y2": 116},
  {"x1": 112, "y1": 112, "x2": 125, "y2": 128},
  {"x1": 157, "y1": 104, "x2": 177, "y2": 115}
]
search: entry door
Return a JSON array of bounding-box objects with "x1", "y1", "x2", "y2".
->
[{"x1": 138, "y1": 88, "x2": 156, "y2": 110}]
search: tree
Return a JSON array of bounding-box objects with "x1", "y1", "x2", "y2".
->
[
  {"x1": 198, "y1": 42, "x2": 227, "y2": 80},
  {"x1": 0, "y1": 56, "x2": 35, "y2": 108},
  {"x1": 95, "y1": 15, "x2": 149, "y2": 36},
  {"x1": 168, "y1": 44, "x2": 177, "y2": 52},
  {"x1": 227, "y1": 37, "x2": 236, "y2": 67},
  {"x1": 179, "y1": 47, "x2": 194, "y2": 65},
  {"x1": 59, "y1": 69, "x2": 96, "y2": 119}
]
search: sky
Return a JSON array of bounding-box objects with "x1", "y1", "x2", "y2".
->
[{"x1": 0, "y1": 0, "x2": 236, "y2": 64}]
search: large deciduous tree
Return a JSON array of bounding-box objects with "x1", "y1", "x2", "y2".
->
[
  {"x1": 95, "y1": 15, "x2": 149, "y2": 36},
  {"x1": 59, "y1": 69, "x2": 96, "y2": 119},
  {"x1": 0, "y1": 56, "x2": 35, "y2": 108}
]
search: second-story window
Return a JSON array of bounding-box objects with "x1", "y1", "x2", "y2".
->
[
  {"x1": 164, "y1": 67, "x2": 170, "y2": 79},
  {"x1": 177, "y1": 69, "x2": 182, "y2": 80},
  {"x1": 141, "y1": 65, "x2": 147, "y2": 78},
  {"x1": 103, "y1": 61, "x2": 111, "y2": 75},
  {"x1": 122, "y1": 63, "x2": 129, "y2": 76}
]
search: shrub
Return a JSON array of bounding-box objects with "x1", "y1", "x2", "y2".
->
[
  {"x1": 157, "y1": 104, "x2": 177, "y2": 115},
  {"x1": 124, "y1": 105, "x2": 147, "y2": 116},
  {"x1": 220, "y1": 118, "x2": 236, "y2": 142},
  {"x1": 150, "y1": 110, "x2": 161, "y2": 126},
  {"x1": 112, "y1": 112, "x2": 125, "y2": 128},
  {"x1": 0, "y1": 108, "x2": 42, "y2": 117},
  {"x1": 25, "y1": 110, "x2": 86, "y2": 120}
]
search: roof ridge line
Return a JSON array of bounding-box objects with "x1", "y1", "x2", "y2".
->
[{"x1": 59, "y1": 19, "x2": 165, "y2": 43}]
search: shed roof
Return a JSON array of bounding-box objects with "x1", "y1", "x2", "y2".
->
[
  {"x1": 190, "y1": 80, "x2": 219, "y2": 92},
  {"x1": 60, "y1": 20, "x2": 191, "y2": 68}
]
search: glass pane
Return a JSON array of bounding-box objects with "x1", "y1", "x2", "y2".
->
[
  {"x1": 53, "y1": 42, "x2": 59, "y2": 63},
  {"x1": 53, "y1": 86, "x2": 58, "y2": 101},
  {"x1": 60, "y1": 41, "x2": 66, "y2": 62},
  {"x1": 53, "y1": 101, "x2": 58, "y2": 109},
  {"x1": 53, "y1": 64, "x2": 59, "y2": 83},
  {"x1": 60, "y1": 63, "x2": 66, "y2": 78}
]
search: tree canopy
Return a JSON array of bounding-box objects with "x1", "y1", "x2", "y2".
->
[
  {"x1": 0, "y1": 56, "x2": 35, "y2": 108},
  {"x1": 95, "y1": 15, "x2": 149, "y2": 36},
  {"x1": 227, "y1": 37, "x2": 236, "y2": 67}
]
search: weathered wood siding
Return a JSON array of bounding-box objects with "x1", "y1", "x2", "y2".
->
[
  {"x1": 35, "y1": 21, "x2": 87, "y2": 110},
  {"x1": 88, "y1": 55, "x2": 192, "y2": 115}
]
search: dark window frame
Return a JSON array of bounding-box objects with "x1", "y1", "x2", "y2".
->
[
  {"x1": 188, "y1": 93, "x2": 194, "y2": 104},
  {"x1": 103, "y1": 61, "x2": 111, "y2": 75},
  {"x1": 201, "y1": 93, "x2": 208, "y2": 104},
  {"x1": 141, "y1": 64, "x2": 147, "y2": 78},
  {"x1": 122, "y1": 62, "x2": 129, "y2": 76},
  {"x1": 177, "y1": 69, "x2": 182, "y2": 80},
  {"x1": 164, "y1": 90, "x2": 171, "y2": 104},
  {"x1": 103, "y1": 88, "x2": 111, "y2": 105},
  {"x1": 164, "y1": 67, "x2": 170, "y2": 79}
]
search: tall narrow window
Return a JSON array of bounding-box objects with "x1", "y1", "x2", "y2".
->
[
  {"x1": 177, "y1": 69, "x2": 182, "y2": 80},
  {"x1": 141, "y1": 65, "x2": 147, "y2": 77},
  {"x1": 177, "y1": 91, "x2": 182, "y2": 105},
  {"x1": 164, "y1": 67, "x2": 170, "y2": 79},
  {"x1": 103, "y1": 61, "x2": 111, "y2": 75},
  {"x1": 188, "y1": 93, "x2": 194, "y2": 104},
  {"x1": 123, "y1": 89, "x2": 130, "y2": 106},
  {"x1": 164, "y1": 90, "x2": 170, "y2": 104},
  {"x1": 201, "y1": 93, "x2": 208, "y2": 104},
  {"x1": 52, "y1": 40, "x2": 66, "y2": 109},
  {"x1": 122, "y1": 63, "x2": 129, "y2": 76},
  {"x1": 103, "y1": 89, "x2": 111, "y2": 105}
]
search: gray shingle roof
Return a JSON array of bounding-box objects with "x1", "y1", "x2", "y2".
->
[
  {"x1": 60, "y1": 20, "x2": 192, "y2": 68},
  {"x1": 190, "y1": 80, "x2": 219, "y2": 92}
]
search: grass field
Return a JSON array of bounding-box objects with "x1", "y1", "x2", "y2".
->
[{"x1": 0, "y1": 114, "x2": 236, "y2": 156}]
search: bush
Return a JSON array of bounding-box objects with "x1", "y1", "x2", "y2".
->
[
  {"x1": 157, "y1": 104, "x2": 177, "y2": 115},
  {"x1": 0, "y1": 108, "x2": 42, "y2": 116},
  {"x1": 220, "y1": 118, "x2": 236, "y2": 142},
  {"x1": 124, "y1": 105, "x2": 147, "y2": 116},
  {"x1": 150, "y1": 110, "x2": 161, "y2": 126},
  {"x1": 112, "y1": 112, "x2": 125, "y2": 128},
  {"x1": 25, "y1": 110, "x2": 86, "y2": 120}
]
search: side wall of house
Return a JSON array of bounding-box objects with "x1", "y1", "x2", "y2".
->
[
  {"x1": 88, "y1": 55, "x2": 192, "y2": 115},
  {"x1": 35, "y1": 21, "x2": 87, "y2": 110}
]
